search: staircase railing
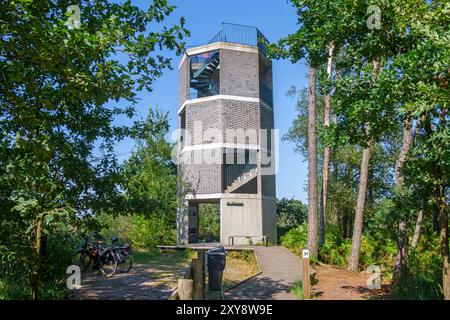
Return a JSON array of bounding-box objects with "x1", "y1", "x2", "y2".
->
[
  {"x1": 208, "y1": 23, "x2": 269, "y2": 57},
  {"x1": 190, "y1": 81, "x2": 219, "y2": 100},
  {"x1": 224, "y1": 163, "x2": 257, "y2": 190},
  {"x1": 192, "y1": 51, "x2": 220, "y2": 79}
]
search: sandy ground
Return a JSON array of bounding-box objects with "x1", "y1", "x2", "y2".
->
[
  {"x1": 313, "y1": 264, "x2": 392, "y2": 300},
  {"x1": 72, "y1": 261, "x2": 188, "y2": 300},
  {"x1": 71, "y1": 251, "x2": 258, "y2": 300}
]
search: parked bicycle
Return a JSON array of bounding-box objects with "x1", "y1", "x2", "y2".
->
[
  {"x1": 73, "y1": 234, "x2": 96, "y2": 272},
  {"x1": 111, "y1": 236, "x2": 133, "y2": 274},
  {"x1": 74, "y1": 233, "x2": 118, "y2": 276}
]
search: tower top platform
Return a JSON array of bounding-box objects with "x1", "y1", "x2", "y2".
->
[{"x1": 189, "y1": 22, "x2": 269, "y2": 56}]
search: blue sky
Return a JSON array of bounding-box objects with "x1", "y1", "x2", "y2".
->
[{"x1": 117, "y1": 0, "x2": 309, "y2": 203}]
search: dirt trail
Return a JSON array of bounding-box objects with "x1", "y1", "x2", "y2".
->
[
  {"x1": 72, "y1": 262, "x2": 187, "y2": 300},
  {"x1": 313, "y1": 264, "x2": 391, "y2": 300}
]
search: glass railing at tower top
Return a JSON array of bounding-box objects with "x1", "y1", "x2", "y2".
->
[{"x1": 208, "y1": 22, "x2": 269, "y2": 56}]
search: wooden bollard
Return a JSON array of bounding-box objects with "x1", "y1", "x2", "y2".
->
[
  {"x1": 177, "y1": 279, "x2": 193, "y2": 300},
  {"x1": 302, "y1": 249, "x2": 311, "y2": 299},
  {"x1": 192, "y1": 250, "x2": 206, "y2": 300}
]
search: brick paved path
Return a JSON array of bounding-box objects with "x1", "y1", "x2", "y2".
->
[{"x1": 72, "y1": 263, "x2": 186, "y2": 300}]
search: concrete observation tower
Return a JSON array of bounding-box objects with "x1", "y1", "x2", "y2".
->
[{"x1": 176, "y1": 23, "x2": 277, "y2": 246}]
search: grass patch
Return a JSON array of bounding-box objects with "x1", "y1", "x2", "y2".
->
[
  {"x1": 133, "y1": 249, "x2": 259, "y2": 299},
  {"x1": 221, "y1": 250, "x2": 260, "y2": 291},
  {"x1": 291, "y1": 281, "x2": 305, "y2": 300},
  {"x1": 133, "y1": 249, "x2": 195, "y2": 265},
  {"x1": 0, "y1": 278, "x2": 70, "y2": 300}
]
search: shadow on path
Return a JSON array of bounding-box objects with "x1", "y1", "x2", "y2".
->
[
  {"x1": 225, "y1": 247, "x2": 302, "y2": 300},
  {"x1": 72, "y1": 263, "x2": 187, "y2": 300}
]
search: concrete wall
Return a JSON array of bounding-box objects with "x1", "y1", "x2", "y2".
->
[
  {"x1": 178, "y1": 55, "x2": 190, "y2": 108},
  {"x1": 261, "y1": 198, "x2": 277, "y2": 245},
  {"x1": 220, "y1": 196, "x2": 263, "y2": 245},
  {"x1": 176, "y1": 201, "x2": 189, "y2": 245}
]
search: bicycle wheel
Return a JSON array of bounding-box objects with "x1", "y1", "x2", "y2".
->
[
  {"x1": 100, "y1": 251, "x2": 117, "y2": 277},
  {"x1": 117, "y1": 252, "x2": 132, "y2": 273},
  {"x1": 73, "y1": 250, "x2": 90, "y2": 272},
  {"x1": 80, "y1": 252, "x2": 92, "y2": 272}
]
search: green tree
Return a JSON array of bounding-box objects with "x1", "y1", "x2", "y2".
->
[
  {"x1": 199, "y1": 204, "x2": 220, "y2": 242},
  {"x1": 396, "y1": 2, "x2": 449, "y2": 297},
  {"x1": 279, "y1": 0, "x2": 449, "y2": 299},
  {"x1": 121, "y1": 108, "x2": 179, "y2": 249},
  {"x1": 276, "y1": 198, "x2": 308, "y2": 230},
  {"x1": 124, "y1": 109, "x2": 178, "y2": 220},
  {"x1": 0, "y1": 0, "x2": 188, "y2": 299}
]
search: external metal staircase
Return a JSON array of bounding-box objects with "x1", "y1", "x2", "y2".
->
[{"x1": 190, "y1": 51, "x2": 220, "y2": 97}]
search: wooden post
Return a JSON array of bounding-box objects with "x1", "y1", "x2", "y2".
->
[
  {"x1": 199, "y1": 250, "x2": 206, "y2": 298},
  {"x1": 192, "y1": 250, "x2": 206, "y2": 300},
  {"x1": 177, "y1": 279, "x2": 193, "y2": 300},
  {"x1": 302, "y1": 249, "x2": 311, "y2": 299}
]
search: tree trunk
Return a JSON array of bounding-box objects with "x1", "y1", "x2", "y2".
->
[
  {"x1": 436, "y1": 110, "x2": 449, "y2": 299},
  {"x1": 394, "y1": 116, "x2": 413, "y2": 183},
  {"x1": 438, "y1": 184, "x2": 449, "y2": 300},
  {"x1": 348, "y1": 59, "x2": 380, "y2": 272},
  {"x1": 433, "y1": 211, "x2": 440, "y2": 234},
  {"x1": 409, "y1": 119, "x2": 424, "y2": 250},
  {"x1": 307, "y1": 66, "x2": 319, "y2": 258},
  {"x1": 425, "y1": 110, "x2": 449, "y2": 299},
  {"x1": 331, "y1": 148, "x2": 340, "y2": 226},
  {"x1": 393, "y1": 115, "x2": 413, "y2": 284},
  {"x1": 319, "y1": 43, "x2": 335, "y2": 248},
  {"x1": 411, "y1": 209, "x2": 424, "y2": 249},
  {"x1": 31, "y1": 217, "x2": 43, "y2": 300},
  {"x1": 348, "y1": 141, "x2": 371, "y2": 271},
  {"x1": 342, "y1": 150, "x2": 353, "y2": 239}
]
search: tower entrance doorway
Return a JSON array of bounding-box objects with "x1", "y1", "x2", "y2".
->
[{"x1": 187, "y1": 201, "x2": 221, "y2": 244}]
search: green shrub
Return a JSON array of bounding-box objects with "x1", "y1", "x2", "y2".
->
[
  {"x1": 98, "y1": 213, "x2": 133, "y2": 244},
  {"x1": 319, "y1": 229, "x2": 397, "y2": 272},
  {"x1": 280, "y1": 220, "x2": 443, "y2": 300},
  {"x1": 130, "y1": 214, "x2": 176, "y2": 250},
  {"x1": 319, "y1": 239, "x2": 352, "y2": 267},
  {"x1": 280, "y1": 224, "x2": 308, "y2": 256},
  {"x1": 228, "y1": 250, "x2": 255, "y2": 264},
  {"x1": 282, "y1": 223, "x2": 397, "y2": 273},
  {"x1": 0, "y1": 231, "x2": 77, "y2": 300},
  {"x1": 199, "y1": 204, "x2": 220, "y2": 242},
  {"x1": 291, "y1": 281, "x2": 305, "y2": 300},
  {"x1": 394, "y1": 237, "x2": 443, "y2": 300},
  {"x1": 97, "y1": 213, "x2": 176, "y2": 251},
  {"x1": 318, "y1": 223, "x2": 351, "y2": 267}
]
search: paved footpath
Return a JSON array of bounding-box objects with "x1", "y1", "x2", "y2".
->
[
  {"x1": 73, "y1": 263, "x2": 187, "y2": 300},
  {"x1": 225, "y1": 246, "x2": 302, "y2": 300}
]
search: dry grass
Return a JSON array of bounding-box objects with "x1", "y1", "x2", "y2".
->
[{"x1": 222, "y1": 250, "x2": 260, "y2": 291}]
